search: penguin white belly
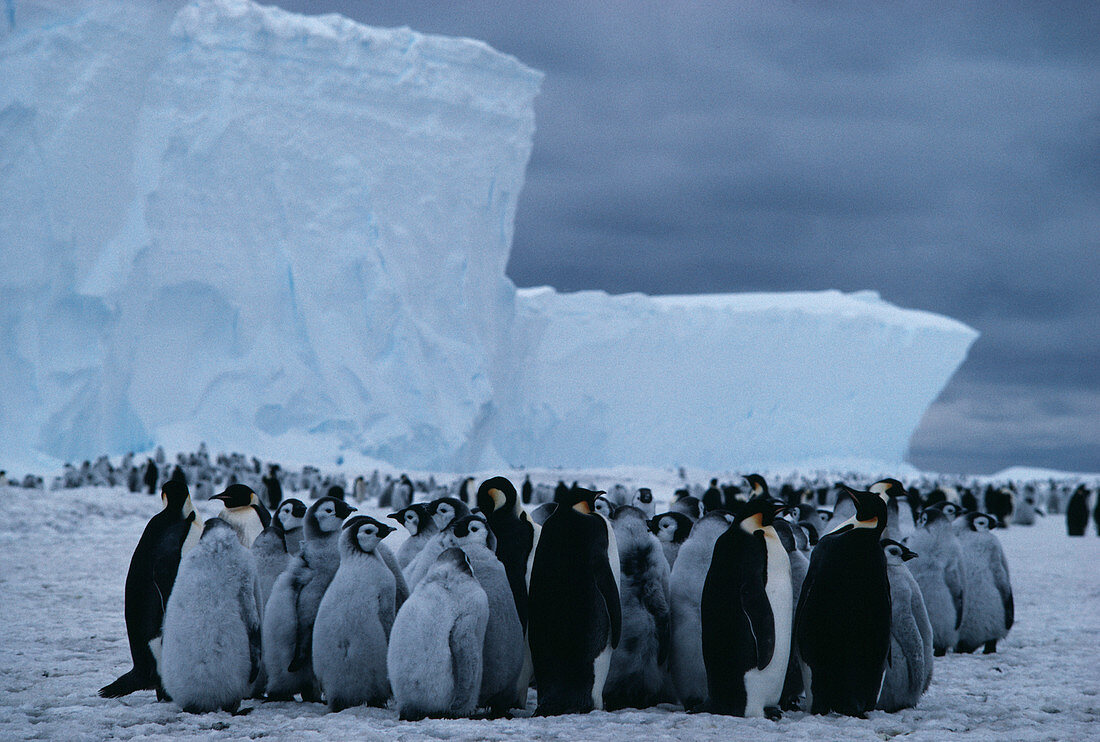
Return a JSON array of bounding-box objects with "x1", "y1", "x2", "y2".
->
[
  {"x1": 592, "y1": 644, "x2": 613, "y2": 710},
  {"x1": 743, "y1": 533, "x2": 792, "y2": 717},
  {"x1": 220, "y1": 508, "x2": 264, "y2": 549}
]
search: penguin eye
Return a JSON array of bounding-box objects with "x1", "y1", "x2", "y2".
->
[{"x1": 362, "y1": 526, "x2": 376, "y2": 536}]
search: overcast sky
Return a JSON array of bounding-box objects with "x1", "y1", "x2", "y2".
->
[{"x1": 274, "y1": 1, "x2": 1098, "y2": 475}]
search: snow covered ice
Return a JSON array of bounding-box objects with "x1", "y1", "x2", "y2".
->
[
  {"x1": 1, "y1": 480, "x2": 1099, "y2": 741},
  {"x1": 1, "y1": 0, "x2": 976, "y2": 475}
]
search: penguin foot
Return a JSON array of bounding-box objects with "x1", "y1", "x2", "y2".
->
[
  {"x1": 983, "y1": 640, "x2": 998, "y2": 654},
  {"x1": 780, "y1": 695, "x2": 802, "y2": 712},
  {"x1": 155, "y1": 685, "x2": 172, "y2": 703},
  {"x1": 221, "y1": 701, "x2": 240, "y2": 714},
  {"x1": 231, "y1": 707, "x2": 253, "y2": 717},
  {"x1": 764, "y1": 706, "x2": 782, "y2": 721}
]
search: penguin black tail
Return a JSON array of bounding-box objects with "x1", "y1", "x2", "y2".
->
[{"x1": 99, "y1": 669, "x2": 153, "y2": 698}]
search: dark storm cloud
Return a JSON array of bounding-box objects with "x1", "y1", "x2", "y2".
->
[{"x1": 273, "y1": 1, "x2": 1099, "y2": 474}]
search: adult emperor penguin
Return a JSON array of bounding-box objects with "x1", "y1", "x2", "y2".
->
[
  {"x1": 262, "y1": 496, "x2": 355, "y2": 701},
  {"x1": 528, "y1": 486, "x2": 622, "y2": 715},
  {"x1": 876, "y1": 539, "x2": 934, "y2": 712},
  {"x1": 475, "y1": 477, "x2": 540, "y2": 633},
  {"x1": 403, "y1": 497, "x2": 472, "y2": 589},
  {"x1": 906, "y1": 507, "x2": 967, "y2": 656},
  {"x1": 668, "y1": 511, "x2": 731, "y2": 710},
  {"x1": 99, "y1": 474, "x2": 204, "y2": 699},
  {"x1": 955, "y1": 512, "x2": 1014, "y2": 654},
  {"x1": 273, "y1": 498, "x2": 307, "y2": 556},
  {"x1": 795, "y1": 484, "x2": 891, "y2": 717},
  {"x1": 604, "y1": 506, "x2": 672, "y2": 711},
  {"x1": 388, "y1": 548, "x2": 490, "y2": 720},
  {"x1": 1066, "y1": 485, "x2": 1090, "y2": 536},
  {"x1": 444, "y1": 513, "x2": 525, "y2": 716},
  {"x1": 872, "y1": 478, "x2": 915, "y2": 542},
  {"x1": 701, "y1": 496, "x2": 792, "y2": 718},
  {"x1": 212, "y1": 484, "x2": 271, "y2": 549},
  {"x1": 160, "y1": 519, "x2": 261, "y2": 713},
  {"x1": 388, "y1": 503, "x2": 439, "y2": 570},
  {"x1": 648, "y1": 511, "x2": 693, "y2": 569},
  {"x1": 312, "y1": 516, "x2": 400, "y2": 711}
]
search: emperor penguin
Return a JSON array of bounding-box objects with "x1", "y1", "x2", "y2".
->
[
  {"x1": 668, "y1": 511, "x2": 731, "y2": 710},
  {"x1": 648, "y1": 511, "x2": 693, "y2": 569},
  {"x1": 99, "y1": 474, "x2": 204, "y2": 699},
  {"x1": 444, "y1": 514, "x2": 525, "y2": 715},
  {"x1": 312, "y1": 516, "x2": 399, "y2": 711},
  {"x1": 771, "y1": 516, "x2": 809, "y2": 711},
  {"x1": 604, "y1": 506, "x2": 672, "y2": 711},
  {"x1": 876, "y1": 539, "x2": 934, "y2": 712},
  {"x1": 262, "y1": 496, "x2": 355, "y2": 701},
  {"x1": 795, "y1": 484, "x2": 891, "y2": 717},
  {"x1": 388, "y1": 503, "x2": 438, "y2": 569},
  {"x1": 1066, "y1": 485, "x2": 1090, "y2": 536},
  {"x1": 273, "y1": 499, "x2": 306, "y2": 556},
  {"x1": 160, "y1": 519, "x2": 261, "y2": 714},
  {"x1": 388, "y1": 548, "x2": 490, "y2": 720},
  {"x1": 955, "y1": 512, "x2": 1014, "y2": 654},
  {"x1": 701, "y1": 495, "x2": 792, "y2": 718},
  {"x1": 402, "y1": 497, "x2": 472, "y2": 590},
  {"x1": 632, "y1": 488, "x2": 656, "y2": 518},
  {"x1": 528, "y1": 486, "x2": 622, "y2": 715},
  {"x1": 874, "y1": 478, "x2": 916, "y2": 542},
  {"x1": 906, "y1": 507, "x2": 967, "y2": 656},
  {"x1": 212, "y1": 484, "x2": 271, "y2": 549},
  {"x1": 476, "y1": 477, "x2": 540, "y2": 632}
]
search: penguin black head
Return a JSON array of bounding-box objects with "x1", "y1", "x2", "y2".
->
[
  {"x1": 161, "y1": 476, "x2": 192, "y2": 513},
  {"x1": 307, "y1": 496, "x2": 356, "y2": 536},
  {"x1": 738, "y1": 496, "x2": 784, "y2": 534},
  {"x1": 476, "y1": 476, "x2": 518, "y2": 516},
  {"x1": 170, "y1": 466, "x2": 187, "y2": 485},
  {"x1": 275, "y1": 498, "x2": 307, "y2": 531},
  {"x1": 428, "y1": 497, "x2": 471, "y2": 531},
  {"x1": 869, "y1": 478, "x2": 907, "y2": 501},
  {"x1": 342, "y1": 515, "x2": 395, "y2": 554},
  {"x1": 636, "y1": 487, "x2": 653, "y2": 504},
  {"x1": 828, "y1": 484, "x2": 888, "y2": 535},
  {"x1": 388, "y1": 503, "x2": 435, "y2": 535},
  {"x1": 446, "y1": 513, "x2": 497, "y2": 551},
  {"x1": 881, "y1": 538, "x2": 918, "y2": 562},
  {"x1": 326, "y1": 485, "x2": 345, "y2": 501},
  {"x1": 929, "y1": 501, "x2": 962, "y2": 521},
  {"x1": 648, "y1": 511, "x2": 693, "y2": 543},
  {"x1": 594, "y1": 495, "x2": 616, "y2": 519},
  {"x1": 212, "y1": 483, "x2": 257, "y2": 509},
  {"x1": 671, "y1": 495, "x2": 703, "y2": 521},
  {"x1": 917, "y1": 507, "x2": 948, "y2": 529},
  {"x1": 963, "y1": 512, "x2": 996, "y2": 532},
  {"x1": 561, "y1": 487, "x2": 605, "y2": 515},
  {"x1": 743, "y1": 474, "x2": 770, "y2": 498}
]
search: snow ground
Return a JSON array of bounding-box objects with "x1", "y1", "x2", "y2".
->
[{"x1": 1, "y1": 484, "x2": 1098, "y2": 741}]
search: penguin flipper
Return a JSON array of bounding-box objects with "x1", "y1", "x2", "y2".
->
[
  {"x1": 944, "y1": 560, "x2": 965, "y2": 630},
  {"x1": 240, "y1": 573, "x2": 262, "y2": 684},
  {"x1": 593, "y1": 523, "x2": 622, "y2": 649},
  {"x1": 448, "y1": 611, "x2": 484, "y2": 715},
  {"x1": 742, "y1": 532, "x2": 775, "y2": 671},
  {"x1": 993, "y1": 551, "x2": 1014, "y2": 631}
]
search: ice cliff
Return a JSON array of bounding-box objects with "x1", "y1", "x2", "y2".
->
[{"x1": 0, "y1": 0, "x2": 977, "y2": 473}]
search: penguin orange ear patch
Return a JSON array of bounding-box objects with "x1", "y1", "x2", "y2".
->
[{"x1": 573, "y1": 501, "x2": 592, "y2": 515}]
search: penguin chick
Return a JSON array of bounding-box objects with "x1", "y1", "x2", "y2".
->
[
  {"x1": 212, "y1": 484, "x2": 271, "y2": 549},
  {"x1": 906, "y1": 508, "x2": 967, "y2": 656},
  {"x1": 161, "y1": 519, "x2": 261, "y2": 713},
  {"x1": 388, "y1": 548, "x2": 490, "y2": 720},
  {"x1": 402, "y1": 497, "x2": 472, "y2": 590},
  {"x1": 604, "y1": 506, "x2": 672, "y2": 711},
  {"x1": 648, "y1": 511, "x2": 693, "y2": 570},
  {"x1": 312, "y1": 516, "x2": 399, "y2": 711},
  {"x1": 388, "y1": 503, "x2": 438, "y2": 569},
  {"x1": 444, "y1": 514, "x2": 525, "y2": 716},
  {"x1": 273, "y1": 499, "x2": 307, "y2": 556},
  {"x1": 632, "y1": 488, "x2": 656, "y2": 518},
  {"x1": 955, "y1": 513, "x2": 1013, "y2": 654},
  {"x1": 261, "y1": 496, "x2": 355, "y2": 701},
  {"x1": 876, "y1": 539, "x2": 934, "y2": 712}
]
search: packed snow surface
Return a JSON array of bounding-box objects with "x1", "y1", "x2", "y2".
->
[
  {"x1": 1, "y1": 481, "x2": 1097, "y2": 741},
  {"x1": 0, "y1": 0, "x2": 977, "y2": 473}
]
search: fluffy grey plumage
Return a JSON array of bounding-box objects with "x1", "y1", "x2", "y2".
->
[
  {"x1": 668, "y1": 512, "x2": 730, "y2": 710},
  {"x1": 877, "y1": 541, "x2": 934, "y2": 712},
  {"x1": 604, "y1": 507, "x2": 672, "y2": 710},
  {"x1": 444, "y1": 515, "x2": 525, "y2": 715},
  {"x1": 312, "y1": 517, "x2": 399, "y2": 711},
  {"x1": 955, "y1": 513, "x2": 1014, "y2": 653},
  {"x1": 251, "y1": 526, "x2": 287, "y2": 620},
  {"x1": 161, "y1": 519, "x2": 261, "y2": 713},
  {"x1": 388, "y1": 548, "x2": 489, "y2": 721},
  {"x1": 906, "y1": 509, "x2": 967, "y2": 655},
  {"x1": 261, "y1": 497, "x2": 353, "y2": 700},
  {"x1": 390, "y1": 504, "x2": 439, "y2": 570}
]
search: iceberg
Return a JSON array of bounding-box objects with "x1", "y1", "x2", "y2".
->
[{"x1": 0, "y1": 0, "x2": 977, "y2": 473}]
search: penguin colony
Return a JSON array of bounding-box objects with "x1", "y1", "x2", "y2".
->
[{"x1": 97, "y1": 461, "x2": 1037, "y2": 722}]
